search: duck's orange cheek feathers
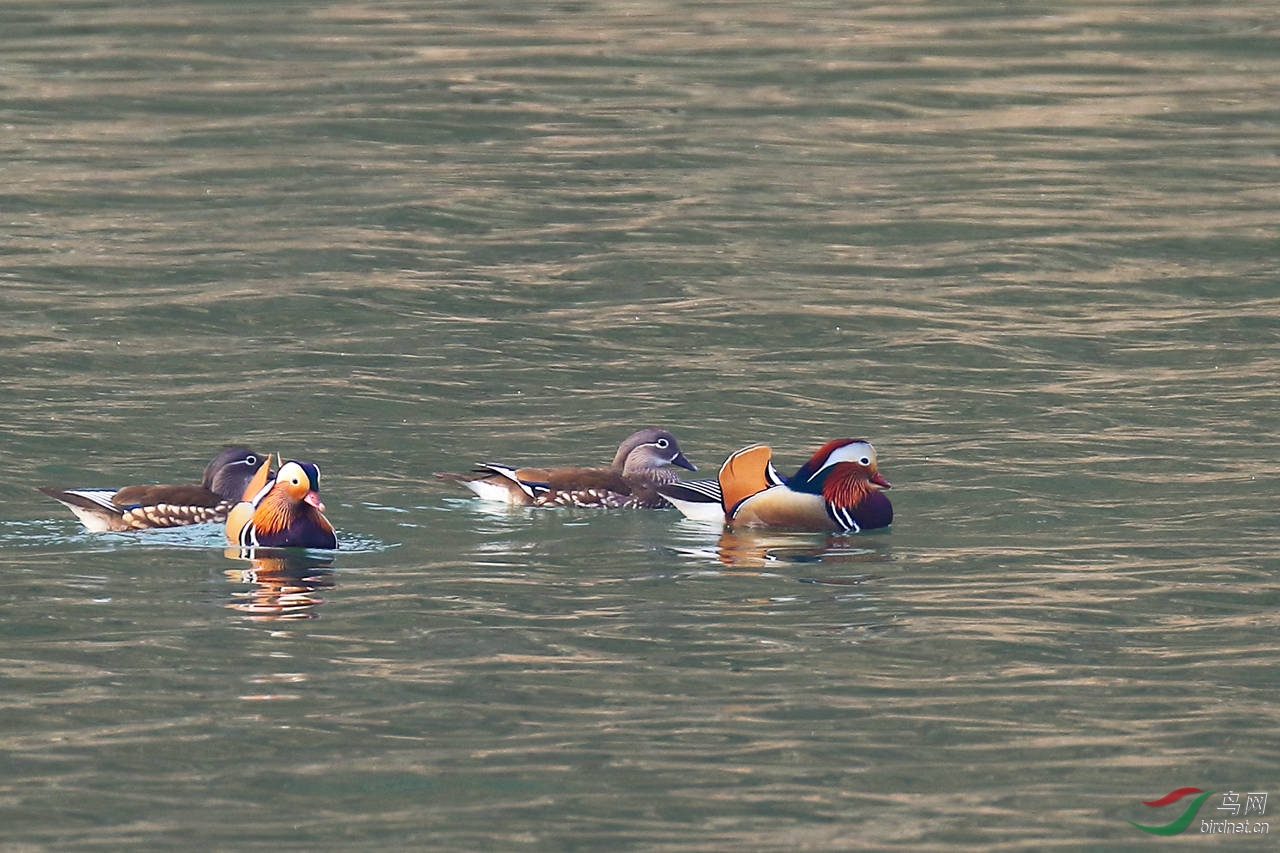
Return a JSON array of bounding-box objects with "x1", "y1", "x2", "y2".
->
[{"x1": 820, "y1": 464, "x2": 873, "y2": 507}]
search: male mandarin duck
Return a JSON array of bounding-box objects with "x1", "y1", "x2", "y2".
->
[
  {"x1": 39, "y1": 446, "x2": 268, "y2": 532},
  {"x1": 225, "y1": 459, "x2": 338, "y2": 549},
  {"x1": 658, "y1": 439, "x2": 893, "y2": 533},
  {"x1": 435, "y1": 428, "x2": 696, "y2": 509}
]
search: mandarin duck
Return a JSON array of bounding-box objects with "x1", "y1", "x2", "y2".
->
[
  {"x1": 435, "y1": 428, "x2": 696, "y2": 509},
  {"x1": 225, "y1": 459, "x2": 338, "y2": 549},
  {"x1": 658, "y1": 439, "x2": 893, "y2": 533},
  {"x1": 39, "y1": 446, "x2": 268, "y2": 532}
]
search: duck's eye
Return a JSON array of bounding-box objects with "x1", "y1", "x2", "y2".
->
[
  {"x1": 291, "y1": 477, "x2": 301, "y2": 486},
  {"x1": 244, "y1": 455, "x2": 257, "y2": 466},
  {"x1": 656, "y1": 438, "x2": 670, "y2": 449},
  {"x1": 859, "y1": 457, "x2": 871, "y2": 466}
]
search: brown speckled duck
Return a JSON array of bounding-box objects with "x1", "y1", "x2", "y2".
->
[
  {"x1": 39, "y1": 446, "x2": 269, "y2": 532},
  {"x1": 436, "y1": 428, "x2": 696, "y2": 509}
]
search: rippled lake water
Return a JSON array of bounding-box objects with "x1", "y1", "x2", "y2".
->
[{"x1": 3, "y1": 1, "x2": 1278, "y2": 849}]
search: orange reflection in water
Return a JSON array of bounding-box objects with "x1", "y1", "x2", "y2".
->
[
  {"x1": 223, "y1": 547, "x2": 335, "y2": 620},
  {"x1": 679, "y1": 525, "x2": 892, "y2": 575}
]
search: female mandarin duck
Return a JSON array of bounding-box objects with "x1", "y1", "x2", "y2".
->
[
  {"x1": 39, "y1": 446, "x2": 268, "y2": 532},
  {"x1": 225, "y1": 459, "x2": 338, "y2": 549},
  {"x1": 658, "y1": 439, "x2": 893, "y2": 533},
  {"x1": 435, "y1": 428, "x2": 696, "y2": 509}
]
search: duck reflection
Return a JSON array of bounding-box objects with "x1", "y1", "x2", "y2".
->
[
  {"x1": 673, "y1": 524, "x2": 891, "y2": 574},
  {"x1": 223, "y1": 547, "x2": 334, "y2": 619}
]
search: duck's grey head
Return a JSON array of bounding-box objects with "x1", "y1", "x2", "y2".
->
[
  {"x1": 204, "y1": 446, "x2": 269, "y2": 500},
  {"x1": 613, "y1": 428, "x2": 697, "y2": 475}
]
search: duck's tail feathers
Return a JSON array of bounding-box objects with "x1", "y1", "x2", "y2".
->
[{"x1": 656, "y1": 479, "x2": 726, "y2": 522}]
